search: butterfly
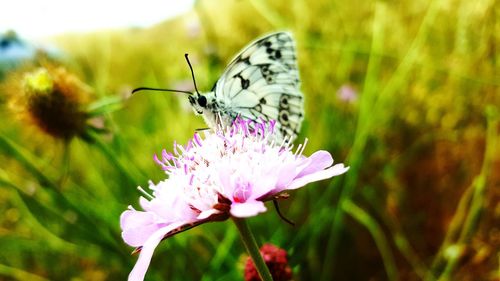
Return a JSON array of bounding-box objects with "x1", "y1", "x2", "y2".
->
[
  {"x1": 191, "y1": 32, "x2": 304, "y2": 142},
  {"x1": 134, "y1": 32, "x2": 304, "y2": 142}
]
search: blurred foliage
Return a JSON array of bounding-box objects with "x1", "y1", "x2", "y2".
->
[{"x1": 0, "y1": 0, "x2": 499, "y2": 280}]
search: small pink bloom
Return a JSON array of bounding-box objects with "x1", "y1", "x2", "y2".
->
[
  {"x1": 120, "y1": 118, "x2": 348, "y2": 280},
  {"x1": 337, "y1": 84, "x2": 358, "y2": 103},
  {"x1": 244, "y1": 243, "x2": 293, "y2": 281}
]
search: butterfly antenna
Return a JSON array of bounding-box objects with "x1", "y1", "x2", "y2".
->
[
  {"x1": 131, "y1": 87, "x2": 192, "y2": 95},
  {"x1": 184, "y1": 53, "x2": 201, "y2": 95}
]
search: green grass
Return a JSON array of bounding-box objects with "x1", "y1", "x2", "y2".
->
[{"x1": 0, "y1": 0, "x2": 499, "y2": 280}]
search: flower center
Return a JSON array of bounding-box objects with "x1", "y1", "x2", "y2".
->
[{"x1": 232, "y1": 179, "x2": 252, "y2": 203}]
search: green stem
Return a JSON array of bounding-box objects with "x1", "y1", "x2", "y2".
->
[
  {"x1": 360, "y1": 188, "x2": 430, "y2": 280},
  {"x1": 0, "y1": 135, "x2": 126, "y2": 258},
  {"x1": 201, "y1": 227, "x2": 238, "y2": 281},
  {"x1": 0, "y1": 134, "x2": 55, "y2": 190},
  {"x1": 321, "y1": 3, "x2": 387, "y2": 278},
  {"x1": 435, "y1": 106, "x2": 498, "y2": 281},
  {"x1": 343, "y1": 200, "x2": 398, "y2": 281},
  {"x1": 232, "y1": 217, "x2": 273, "y2": 281},
  {"x1": 0, "y1": 263, "x2": 50, "y2": 281},
  {"x1": 428, "y1": 184, "x2": 472, "y2": 279},
  {"x1": 86, "y1": 131, "x2": 140, "y2": 185},
  {"x1": 322, "y1": 2, "x2": 441, "y2": 279}
]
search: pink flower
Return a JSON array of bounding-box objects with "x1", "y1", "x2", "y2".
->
[
  {"x1": 337, "y1": 84, "x2": 358, "y2": 103},
  {"x1": 120, "y1": 118, "x2": 348, "y2": 281}
]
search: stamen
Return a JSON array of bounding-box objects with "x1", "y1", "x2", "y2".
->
[
  {"x1": 202, "y1": 129, "x2": 211, "y2": 139},
  {"x1": 298, "y1": 138, "x2": 308, "y2": 157},
  {"x1": 246, "y1": 120, "x2": 255, "y2": 136},
  {"x1": 162, "y1": 150, "x2": 175, "y2": 167},
  {"x1": 252, "y1": 126, "x2": 258, "y2": 137},
  {"x1": 229, "y1": 124, "x2": 236, "y2": 137},
  {"x1": 162, "y1": 150, "x2": 173, "y2": 161},
  {"x1": 279, "y1": 136, "x2": 289, "y2": 150},
  {"x1": 153, "y1": 154, "x2": 169, "y2": 169},
  {"x1": 216, "y1": 112, "x2": 224, "y2": 131},
  {"x1": 240, "y1": 119, "x2": 249, "y2": 135},
  {"x1": 173, "y1": 140, "x2": 179, "y2": 156},
  {"x1": 294, "y1": 143, "x2": 303, "y2": 157},
  {"x1": 193, "y1": 132, "x2": 203, "y2": 147},
  {"x1": 185, "y1": 140, "x2": 193, "y2": 151},
  {"x1": 177, "y1": 143, "x2": 187, "y2": 155},
  {"x1": 268, "y1": 138, "x2": 276, "y2": 148},
  {"x1": 137, "y1": 186, "x2": 154, "y2": 200},
  {"x1": 261, "y1": 143, "x2": 267, "y2": 153},
  {"x1": 269, "y1": 119, "x2": 276, "y2": 132},
  {"x1": 256, "y1": 122, "x2": 265, "y2": 138}
]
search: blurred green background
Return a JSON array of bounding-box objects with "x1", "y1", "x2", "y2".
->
[{"x1": 0, "y1": 0, "x2": 499, "y2": 280}]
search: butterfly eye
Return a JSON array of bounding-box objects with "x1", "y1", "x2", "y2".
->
[{"x1": 198, "y1": 96, "x2": 207, "y2": 107}]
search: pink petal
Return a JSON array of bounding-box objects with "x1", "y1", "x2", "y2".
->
[
  {"x1": 287, "y1": 164, "x2": 349, "y2": 190},
  {"x1": 139, "y1": 197, "x2": 151, "y2": 210},
  {"x1": 296, "y1": 151, "x2": 334, "y2": 178},
  {"x1": 121, "y1": 210, "x2": 160, "y2": 247},
  {"x1": 250, "y1": 167, "x2": 280, "y2": 199},
  {"x1": 230, "y1": 201, "x2": 267, "y2": 217},
  {"x1": 128, "y1": 222, "x2": 186, "y2": 281},
  {"x1": 268, "y1": 162, "x2": 298, "y2": 195},
  {"x1": 197, "y1": 209, "x2": 220, "y2": 220},
  {"x1": 217, "y1": 163, "x2": 232, "y2": 197}
]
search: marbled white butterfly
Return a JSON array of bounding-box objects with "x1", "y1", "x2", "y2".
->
[{"x1": 135, "y1": 32, "x2": 304, "y2": 142}]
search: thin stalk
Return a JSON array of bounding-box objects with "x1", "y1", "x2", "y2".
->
[
  {"x1": 343, "y1": 200, "x2": 398, "y2": 281},
  {"x1": 0, "y1": 134, "x2": 55, "y2": 189},
  {"x1": 85, "y1": 131, "x2": 140, "y2": 185},
  {"x1": 0, "y1": 134, "x2": 125, "y2": 257},
  {"x1": 393, "y1": 231, "x2": 431, "y2": 280},
  {"x1": 232, "y1": 217, "x2": 273, "y2": 281},
  {"x1": 322, "y1": 1, "x2": 441, "y2": 278},
  {"x1": 321, "y1": 3, "x2": 387, "y2": 278},
  {"x1": 435, "y1": 106, "x2": 498, "y2": 281},
  {"x1": 361, "y1": 186, "x2": 430, "y2": 280},
  {"x1": 201, "y1": 227, "x2": 238, "y2": 281},
  {"x1": 12, "y1": 187, "x2": 77, "y2": 252},
  {"x1": 0, "y1": 263, "x2": 50, "y2": 281},
  {"x1": 428, "y1": 184, "x2": 473, "y2": 276}
]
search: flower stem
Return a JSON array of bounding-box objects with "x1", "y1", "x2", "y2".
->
[
  {"x1": 85, "y1": 131, "x2": 141, "y2": 185},
  {"x1": 432, "y1": 106, "x2": 498, "y2": 280},
  {"x1": 342, "y1": 200, "x2": 398, "y2": 281},
  {"x1": 232, "y1": 217, "x2": 274, "y2": 281}
]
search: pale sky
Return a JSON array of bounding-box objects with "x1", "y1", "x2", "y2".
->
[{"x1": 1, "y1": 0, "x2": 195, "y2": 40}]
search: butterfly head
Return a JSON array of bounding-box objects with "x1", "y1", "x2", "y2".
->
[
  {"x1": 188, "y1": 94, "x2": 205, "y2": 114},
  {"x1": 189, "y1": 92, "x2": 217, "y2": 115}
]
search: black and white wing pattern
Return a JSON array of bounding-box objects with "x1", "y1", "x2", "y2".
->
[{"x1": 212, "y1": 32, "x2": 304, "y2": 142}]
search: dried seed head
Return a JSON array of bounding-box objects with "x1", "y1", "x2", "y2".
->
[{"x1": 6, "y1": 64, "x2": 93, "y2": 140}]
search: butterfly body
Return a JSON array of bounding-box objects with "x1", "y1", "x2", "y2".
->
[
  {"x1": 189, "y1": 91, "x2": 232, "y2": 130},
  {"x1": 189, "y1": 32, "x2": 304, "y2": 142}
]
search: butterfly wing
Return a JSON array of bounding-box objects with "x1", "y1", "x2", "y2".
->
[{"x1": 213, "y1": 32, "x2": 304, "y2": 142}]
